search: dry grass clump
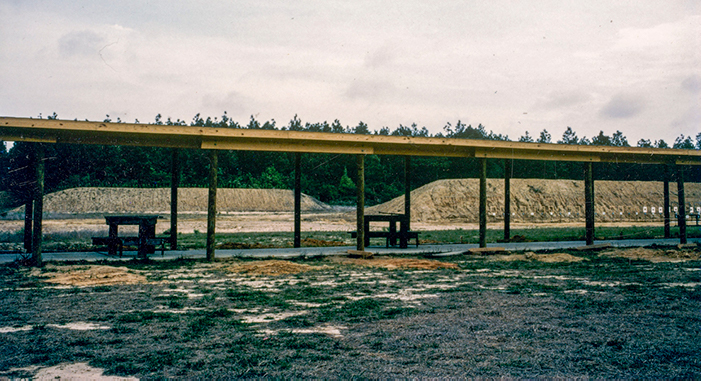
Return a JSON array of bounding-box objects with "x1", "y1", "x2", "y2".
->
[
  {"x1": 338, "y1": 257, "x2": 459, "y2": 270},
  {"x1": 226, "y1": 260, "x2": 324, "y2": 276},
  {"x1": 30, "y1": 264, "x2": 146, "y2": 286},
  {"x1": 600, "y1": 247, "x2": 700, "y2": 262},
  {"x1": 491, "y1": 252, "x2": 585, "y2": 263},
  {"x1": 300, "y1": 238, "x2": 346, "y2": 247}
]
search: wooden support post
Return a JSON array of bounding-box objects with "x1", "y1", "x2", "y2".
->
[
  {"x1": 206, "y1": 150, "x2": 218, "y2": 261},
  {"x1": 402, "y1": 156, "x2": 412, "y2": 249},
  {"x1": 504, "y1": 159, "x2": 512, "y2": 243},
  {"x1": 23, "y1": 199, "x2": 32, "y2": 253},
  {"x1": 356, "y1": 155, "x2": 365, "y2": 251},
  {"x1": 170, "y1": 148, "x2": 180, "y2": 250},
  {"x1": 404, "y1": 156, "x2": 411, "y2": 227},
  {"x1": 663, "y1": 164, "x2": 671, "y2": 239},
  {"x1": 584, "y1": 162, "x2": 595, "y2": 246},
  {"x1": 32, "y1": 144, "x2": 44, "y2": 266},
  {"x1": 479, "y1": 158, "x2": 487, "y2": 248},
  {"x1": 294, "y1": 152, "x2": 302, "y2": 248},
  {"x1": 677, "y1": 165, "x2": 687, "y2": 244}
]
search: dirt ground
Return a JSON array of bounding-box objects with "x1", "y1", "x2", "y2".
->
[
  {"x1": 0, "y1": 248, "x2": 699, "y2": 378},
  {"x1": 0, "y1": 179, "x2": 698, "y2": 242},
  {"x1": 368, "y1": 179, "x2": 701, "y2": 223}
]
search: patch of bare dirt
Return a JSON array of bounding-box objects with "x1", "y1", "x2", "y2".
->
[
  {"x1": 225, "y1": 260, "x2": 325, "y2": 276},
  {"x1": 30, "y1": 264, "x2": 147, "y2": 286},
  {"x1": 367, "y1": 179, "x2": 701, "y2": 223},
  {"x1": 491, "y1": 252, "x2": 586, "y2": 263},
  {"x1": 336, "y1": 257, "x2": 459, "y2": 270},
  {"x1": 15, "y1": 362, "x2": 138, "y2": 381},
  {"x1": 600, "y1": 247, "x2": 700, "y2": 262}
]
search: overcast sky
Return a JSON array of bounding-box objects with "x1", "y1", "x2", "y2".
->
[{"x1": 1, "y1": 1, "x2": 699, "y2": 144}]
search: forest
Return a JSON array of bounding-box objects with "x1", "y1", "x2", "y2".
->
[{"x1": 1, "y1": 113, "x2": 699, "y2": 206}]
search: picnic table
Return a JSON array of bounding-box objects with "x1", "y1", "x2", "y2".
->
[
  {"x1": 351, "y1": 214, "x2": 419, "y2": 248},
  {"x1": 92, "y1": 215, "x2": 164, "y2": 258}
]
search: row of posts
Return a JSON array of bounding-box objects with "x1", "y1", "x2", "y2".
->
[{"x1": 22, "y1": 144, "x2": 692, "y2": 266}]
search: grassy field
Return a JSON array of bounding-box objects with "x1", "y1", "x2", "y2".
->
[
  {"x1": 0, "y1": 249, "x2": 699, "y2": 378},
  {"x1": 1, "y1": 224, "x2": 698, "y2": 253},
  {"x1": 159, "y1": 225, "x2": 700, "y2": 250}
]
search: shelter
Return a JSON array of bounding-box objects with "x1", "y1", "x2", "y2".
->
[{"x1": 2, "y1": 116, "x2": 700, "y2": 265}]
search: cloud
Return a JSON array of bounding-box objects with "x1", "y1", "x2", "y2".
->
[
  {"x1": 681, "y1": 75, "x2": 701, "y2": 94},
  {"x1": 201, "y1": 91, "x2": 251, "y2": 117},
  {"x1": 599, "y1": 93, "x2": 646, "y2": 119},
  {"x1": 534, "y1": 90, "x2": 593, "y2": 110},
  {"x1": 364, "y1": 44, "x2": 397, "y2": 69},
  {"x1": 344, "y1": 77, "x2": 397, "y2": 101},
  {"x1": 58, "y1": 30, "x2": 105, "y2": 57}
]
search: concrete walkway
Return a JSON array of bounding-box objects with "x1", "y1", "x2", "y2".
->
[{"x1": 1, "y1": 237, "x2": 697, "y2": 264}]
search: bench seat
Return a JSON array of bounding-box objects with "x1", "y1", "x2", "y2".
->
[
  {"x1": 91, "y1": 236, "x2": 167, "y2": 257},
  {"x1": 349, "y1": 231, "x2": 419, "y2": 248}
]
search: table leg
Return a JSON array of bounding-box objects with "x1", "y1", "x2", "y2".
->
[
  {"x1": 389, "y1": 221, "x2": 398, "y2": 247},
  {"x1": 138, "y1": 223, "x2": 148, "y2": 259},
  {"x1": 108, "y1": 223, "x2": 118, "y2": 256},
  {"x1": 399, "y1": 219, "x2": 408, "y2": 249},
  {"x1": 364, "y1": 220, "x2": 370, "y2": 248}
]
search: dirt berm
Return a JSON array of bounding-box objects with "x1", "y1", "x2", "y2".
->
[
  {"x1": 367, "y1": 179, "x2": 701, "y2": 223},
  {"x1": 6, "y1": 187, "x2": 331, "y2": 217}
]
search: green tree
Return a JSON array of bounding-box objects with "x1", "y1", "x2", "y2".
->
[
  {"x1": 591, "y1": 131, "x2": 612, "y2": 146},
  {"x1": 519, "y1": 131, "x2": 534, "y2": 142},
  {"x1": 338, "y1": 167, "x2": 356, "y2": 203},
  {"x1": 673, "y1": 135, "x2": 695, "y2": 149},
  {"x1": 558, "y1": 127, "x2": 579, "y2": 145}
]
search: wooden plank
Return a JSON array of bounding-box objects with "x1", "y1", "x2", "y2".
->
[
  {"x1": 347, "y1": 250, "x2": 373, "y2": 259},
  {"x1": 574, "y1": 243, "x2": 612, "y2": 251},
  {"x1": 467, "y1": 247, "x2": 507, "y2": 254}
]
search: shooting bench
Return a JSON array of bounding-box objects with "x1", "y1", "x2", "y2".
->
[
  {"x1": 350, "y1": 214, "x2": 419, "y2": 248},
  {"x1": 92, "y1": 215, "x2": 166, "y2": 258}
]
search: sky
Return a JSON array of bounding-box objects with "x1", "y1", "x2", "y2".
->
[{"x1": 1, "y1": 0, "x2": 699, "y2": 145}]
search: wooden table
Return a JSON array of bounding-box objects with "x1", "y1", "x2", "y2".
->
[
  {"x1": 105, "y1": 215, "x2": 159, "y2": 258},
  {"x1": 364, "y1": 214, "x2": 414, "y2": 248}
]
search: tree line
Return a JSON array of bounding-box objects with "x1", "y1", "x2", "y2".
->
[{"x1": 1, "y1": 113, "x2": 699, "y2": 206}]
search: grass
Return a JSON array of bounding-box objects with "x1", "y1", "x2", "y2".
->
[
  {"x1": 172, "y1": 225, "x2": 701, "y2": 250},
  {"x1": 0, "y1": 251, "x2": 699, "y2": 378}
]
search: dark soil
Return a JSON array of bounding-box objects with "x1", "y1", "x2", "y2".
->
[{"x1": 0, "y1": 251, "x2": 699, "y2": 379}]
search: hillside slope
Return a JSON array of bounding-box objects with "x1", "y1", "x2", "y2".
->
[
  {"x1": 367, "y1": 179, "x2": 701, "y2": 222},
  {"x1": 9, "y1": 187, "x2": 331, "y2": 216}
]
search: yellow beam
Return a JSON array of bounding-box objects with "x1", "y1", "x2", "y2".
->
[
  {"x1": 201, "y1": 139, "x2": 373, "y2": 154},
  {"x1": 1, "y1": 116, "x2": 700, "y2": 165}
]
